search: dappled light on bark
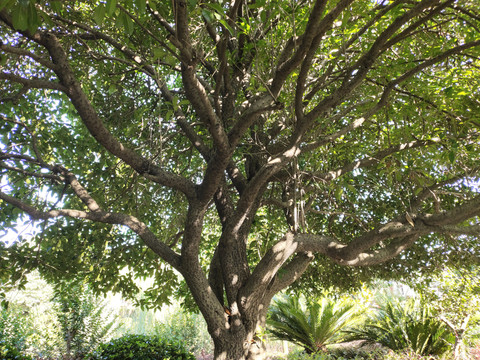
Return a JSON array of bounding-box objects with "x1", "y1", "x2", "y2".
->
[{"x1": 1, "y1": 1, "x2": 480, "y2": 359}]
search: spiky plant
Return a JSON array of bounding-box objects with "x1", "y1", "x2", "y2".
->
[
  {"x1": 346, "y1": 297, "x2": 454, "y2": 356},
  {"x1": 267, "y1": 294, "x2": 366, "y2": 353}
]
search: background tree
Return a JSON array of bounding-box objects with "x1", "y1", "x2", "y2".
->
[
  {"x1": 417, "y1": 267, "x2": 480, "y2": 359},
  {"x1": 52, "y1": 281, "x2": 117, "y2": 360},
  {"x1": 1, "y1": 1, "x2": 480, "y2": 359}
]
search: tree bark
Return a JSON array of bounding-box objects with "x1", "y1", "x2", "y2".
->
[{"x1": 211, "y1": 321, "x2": 266, "y2": 360}]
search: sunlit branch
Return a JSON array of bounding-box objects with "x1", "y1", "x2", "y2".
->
[
  {"x1": 0, "y1": 163, "x2": 61, "y2": 182},
  {"x1": 31, "y1": 33, "x2": 197, "y2": 199},
  {"x1": 422, "y1": 195, "x2": 480, "y2": 226},
  {"x1": 1, "y1": 117, "x2": 44, "y2": 162},
  {"x1": 366, "y1": 78, "x2": 465, "y2": 122},
  {"x1": 381, "y1": 0, "x2": 454, "y2": 50},
  {"x1": 156, "y1": 80, "x2": 211, "y2": 159},
  {"x1": 0, "y1": 43, "x2": 56, "y2": 69},
  {"x1": 227, "y1": 158, "x2": 247, "y2": 194},
  {"x1": 0, "y1": 86, "x2": 28, "y2": 103},
  {"x1": 0, "y1": 189, "x2": 182, "y2": 269},
  {"x1": 0, "y1": 152, "x2": 45, "y2": 167},
  {"x1": 312, "y1": 139, "x2": 441, "y2": 182},
  {"x1": 439, "y1": 224, "x2": 480, "y2": 235},
  {"x1": 303, "y1": 40, "x2": 480, "y2": 159},
  {"x1": 147, "y1": 3, "x2": 176, "y2": 37},
  {"x1": 0, "y1": 72, "x2": 67, "y2": 92},
  {"x1": 267, "y1": 252, "x2": 314, "y2": 295},
  {"x1": 270, "y1": 0, "x2": 330, "y2": 96},
  {"x1": 117, "y1": 4, "x2": 172, "y2": 51},
  {"x1": 52, "y1": 14, "x2": 177, "y2": 75},
  {"x1": 341, "y1": 0, "x2": 404, "y2": 54},
  {"x1": 302, "y1": 116, "x2": 367, "y2": 153},
  {"x1": 409, "y1": 173, "x2": 476, "y2": 210},
  {"x1": 240, "y1": 232, "x2": 300, "y2": 304},
  {"x1": 294, "y1": 0, "x2": 352, "y2": 122},
  {"x1": 228, "y1": 96, "x2": 283, "y2": 148},
  {"x1": 301, "y1": 1, "x2": 447, "y2": 132}
]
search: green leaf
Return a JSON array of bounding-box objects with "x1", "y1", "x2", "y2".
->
[
  {"x1": 148, "y1": 0, "x2": 157, "y2": 11},
  {"x1": 219, "y1": 19, "x2": 234, "y2": 36},
  {"x1": 50, "y1": 0, "x2": 63, "y2": 13},
  {"x1": 444, "y1": 86, "x2": 453, "y2": 97},
  {"x1": 118, "y1": 12, "x2": 134, "y2": 35},
  {"x1": 12, "y1": 4, "x2": 29, "y2": 30},
  {"x1": 134, "y1": 0, "x2": 146, "y2": 14},
  {"x1": 93, "y1": 4, "x2": 106, "y2": 26},
  {"x1": 108, "y1": 84, "x2": 117, "y2": 95},
  {"x1": 201, "y1": 9, "x2": 213, "y2": 23},
  {"x1": 106, "y1": 0, "x2": 117, "y2": 16},
  {"x1": 205, "y1": 3, "x2": 224, "y2": 14},
  {"x1": 448, "y1": 150, "x2": 455, "y2": 164},
  {"x1": 152, "y1": 48, "x2": 164, "y2": 60},
  {"x1": 26, "y1": 1, "x2": 38, "y2": 33},
  {"x1": 0, "y1": 0, "x2": 16, "y2": 11}
]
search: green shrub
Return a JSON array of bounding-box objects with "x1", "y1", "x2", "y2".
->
[
  {"x1": 0, "y1": 308, "x2": 33, "y2": 360},
  {"x1": 267, "y1": 294, "x2": 367, "y2": 353},
  {"x1": 0, "y1": 341, "x2": 33, "y2": 360},
  {"x1": 285, "y1": 348, "x2": 381, "y2": 360},
  {"x1": 346, "y1": 297, "x2": 454, "y2": 356},
  {"x1": 154, "y1": 307, "x2": 213, "y2": 357},
  {"x1": 88, "y1": 334, "x2": 195, "y2": 360}
]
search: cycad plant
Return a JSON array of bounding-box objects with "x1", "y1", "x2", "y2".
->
[
  {"x1": 267, "y1": 294, "x2": 366, "y2": 353},
  {"x1": 346, "y1": 296, "x2": 454, "y2": 356}
]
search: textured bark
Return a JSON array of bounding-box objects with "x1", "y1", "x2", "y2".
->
[{"x1": 1, "y1": 2, "x2": 480, "y2": 359}]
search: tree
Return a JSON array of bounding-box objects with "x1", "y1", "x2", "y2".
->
[
  {"x1": 1, "y1": 1, "x2": 480, "y2": 359},
  {"x1": 418, "y1": 267, "x2": 480, "y2": 359},
  {"x1": 52, "y1": 281, "x2": 117, "y2": 360}
]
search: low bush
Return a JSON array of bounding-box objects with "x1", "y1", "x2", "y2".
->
[
  {"x1": 284, "y1": 348, "x2": 382, "y2": 360},
  {"x1": 345, "y1": 297, "x2": 454, "y2": 356},
  {"x1": 88, "y1": 334, "x2": 195, "y2": 360},
  {"x1": 284, "y1": 348, "x2": 452, "y2": 360},
  {"x1": 0, "y1": 341, "x2": 34, "y2": 360}
]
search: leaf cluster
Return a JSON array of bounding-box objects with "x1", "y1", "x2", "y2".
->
[{"x1": 87, "y1": 334, "x2": 195, "y2": 360}]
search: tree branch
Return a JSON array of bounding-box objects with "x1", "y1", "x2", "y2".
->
[
  {"x1": 0, "y1": 43, "x2": 57, "y2": 69},
  {"x1": 312, "y1": 139, "x2": 441, "y2": 182},
  {"x1": 33, "y1": 33, "x2": 196, "y2": 199},
  {"x1": 0, "y1": 72, "x2": 67, "y2": 92},
  {"x1": 0, "y1": 189, "x2": 182, "y2": 270}
]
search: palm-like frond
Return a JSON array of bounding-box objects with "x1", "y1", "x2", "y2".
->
[
  {"x1": 267, "y1": 294, "x2": 366, "y2": 353},
  {"x1": 345, "y1": 296, "x2": 454, "y2": 356}
]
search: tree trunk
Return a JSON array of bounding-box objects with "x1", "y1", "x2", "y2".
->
[
  {"x1": 453, "y1": 333, "x2": 465, "y2": 360},
  {"x1": 212, "y1": 332, "x2": 266, "y2": 360}
]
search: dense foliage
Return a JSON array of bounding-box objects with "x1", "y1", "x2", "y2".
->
[
  {"x1": 87, "y1": 334, "x2": 195, "y2": 360},
  {"x1": 1, "y1": 1, "x2": 480, "y2": 359},
  {"x1": 346, "y1": 297, "x2": 454, "y2": 356},
  {"x1": 154, "y1": 308, "x2": 213, "y2": 357},
  {"x1": 52, "y1": 281, "x2": 118, "y2": 360},
  {"x1": 0, "y1": 309, "x2": 33, "y2": 360},
  {"x1": 415, "y1": 267, "x2": 480, "y2": 359}
]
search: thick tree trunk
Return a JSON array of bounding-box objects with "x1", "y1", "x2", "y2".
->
[
  {"x1": 208, "y1": 307, "x2": 268, "y2": 360},
  {"x1": 213, "y1": 336, "x2": 248, "y2": 360},
  {"x1": 212, "y1": 332, "x2": 266, "y2": 360}
]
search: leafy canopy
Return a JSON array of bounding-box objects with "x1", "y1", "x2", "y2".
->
[{"x1": 0, "y1": 0, "x2": 480, "y2": 317}]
